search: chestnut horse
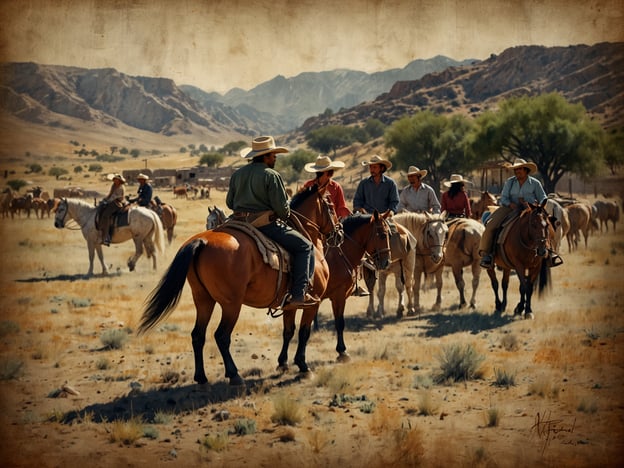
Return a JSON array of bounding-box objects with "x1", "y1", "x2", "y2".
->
[
  {"x1": 158, "y1": 203, "x2": 177, "y2": 244},
  {"x1": 485, "y1": 200, "x2": 552, "y2": 319},
  {"x1": 306, "y1": 212, "x2": 392, "y2": 362},
  {"x1": 471, "y1": 191, "x2": 497, "y2": 222},
  {"x1": 138, "y1": 185, "x2": 341, "y2": 385}
]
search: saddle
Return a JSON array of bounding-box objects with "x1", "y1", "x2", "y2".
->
[
  {"x1": 493, "y1": 211, "x2": 522, "y2": 268},
  {"x1": 214, "y1": 219, "x2": 292, "y2": 273}
]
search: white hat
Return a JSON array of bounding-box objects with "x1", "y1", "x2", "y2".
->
[
  {"x1": 304, "y1": 155, "x2": 345, "y2": 173},
  {"x1": 136, "y1": 173, "x2": 150, "y2": 181},
  {"x1": 443, "y1": 174, "x2": 472, "y2": 187},
  {"x1": 503, "y1": 158, "x2": 538, "y2": 174},
  {"x1": 361, "y1": 154, "x2": 392, "y2": 170},
  {"x1": 406, "y1": 166, "x2": 427, "y2": 178},
  {"x1": 112, "y1": 174, "x2": 126, "y2": 184},
  {"x1": 240, "y1": 136, "x2": 288, "y2": 159}
]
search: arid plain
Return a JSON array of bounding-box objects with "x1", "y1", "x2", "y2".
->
[{"x1": 0, "y1": 145, "x2": 623, "y2": 467}]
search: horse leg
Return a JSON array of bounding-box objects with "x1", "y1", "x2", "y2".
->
[
  {"x1": 330, "y1": 296, "x2": 350, "y2": 362},
  {"x1": 432, "y1": 268, "x2": 443, "y2": 310},
  {"x1": 278, "y1": 311, "x2": 297, "y2": 373},
  {"x1": 514, "y1": 276, "x2": 528, "y2": 318},
  {"x1": 469, "y1": 261, "x2": 481, "y2": 309},
  {"x1": 486, "y1": 268, "x2": 503, "y2": 313},
  {"x1": 143, "y1": 238, "x2": 157, "y2": 270},
  {"x1": 410, "y1": 266, "x2": 423, "y2": 316},
  {"x1": 453, "y1": 264, "x2": 466, "y2": 308},
  {"x1": 293, "y1": 307, "x2": 317, "y2": 376},
  {"x1": 501, "y1": 269, "x2": 510, "y2": 313},
  {"x1": 375, "y1": 269, "x2": 387, "y2": 319},
  {"x1": 393, "y1": 267, "x2": 405, "y2": 318},
  {"x1": 364, "y1": 267, "x2": 377, "y2": 318},
  {"x1": 127, "y1": 237, "x2": 144, "y2": 271},
  {"x1": 190, "y1": 296, "x2": 217, "y2": 385},
  {"x1": 212, "y1": 304, "x2": 244, "y2": 385}
]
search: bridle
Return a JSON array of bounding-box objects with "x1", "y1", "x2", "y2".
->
[
  {"x1": 417, "y1": 217, "x2": 448, "y2": 256},
  {"x1": 292, "y1": 193, "x2": 344, "y2": 247},
  {"x1": 520, "y1": 206, "x2": 549, "y2": 257}
]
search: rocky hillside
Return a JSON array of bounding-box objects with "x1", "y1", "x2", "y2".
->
[{"x1": 299, "y1": 42, "x2": 624, "y2": 133}]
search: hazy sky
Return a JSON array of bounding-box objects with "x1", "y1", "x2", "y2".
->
[{"x1": 1, "y1": 0, "x2": 623, "y2": 93}]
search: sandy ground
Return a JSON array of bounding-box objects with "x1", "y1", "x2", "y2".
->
[{"x1": 0, "y1": 187, "x2": 623, "y2": 467}]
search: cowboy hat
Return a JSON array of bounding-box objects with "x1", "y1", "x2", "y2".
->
[
  {"x1": 112, "y1": 174, "x2": 126, "y2": 183},
  {"x1": 503, "y1": 158, "x2": 538, "y2": 174},
  {"x1": 406, "y1": 166, "x2": 427, "y2": 178},
  {"x1": 304, "y1": 155, "x2": 346, "y2": 173},
  {"x1": 240, "y1": 136, "x2": 289, "y2": 159},
  {"x1": 136, "y1": 173, "x2": 150, "y2": 180},
  {"x1": 443, "y1": 174, "x2": 472, "y2": 187},
  {"x1": 361, "y1": 154, "x2": 392, "y2": 170}
]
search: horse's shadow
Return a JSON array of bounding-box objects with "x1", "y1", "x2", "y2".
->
[
  {"x1": 16, "y1": 271, "x2": 122, "y2": 283},
  {"x1": 62, "y1": 373, "x2": 300, "y2": 424}
]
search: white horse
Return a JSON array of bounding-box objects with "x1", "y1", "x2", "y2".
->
[{"x1": 54, "y1": 198, "x2": 165, "y2": 276}]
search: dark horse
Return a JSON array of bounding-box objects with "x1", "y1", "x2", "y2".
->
[
  {"x1": 304, "y1": 212, "x2": 392, "y2": 362},
  {"x1": 138, "y1": 185, "x2": 340, "y2": 385},
  {"x1": 486, "y1": 200, "x2": 552, "y2": 319}
]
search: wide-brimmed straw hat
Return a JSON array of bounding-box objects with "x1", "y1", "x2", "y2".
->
[
  {"x1": 136, "y1": 173, "x2": 150, "y2": 181},
  {"x1": 406, "y1": 166, "x2": 427, "y2": 178},
  {"x1": 361, "y1": 154, "x2": 392, "y2": 170},
  {"x1": 443, "y1": 174, "x2": 472, "y2": 187},
  {"x1": 240, "y1": 136, "x2": 289, "y2": 159},
  {"x1": 503, "y1": 158, "x2": 538, "y2": 174},
  {"x1": 112, "y1": 174, "x2": 126, "y2": 184},
  {"x1": 304, "y1": 155, "x2": 345, "y2": 173}
]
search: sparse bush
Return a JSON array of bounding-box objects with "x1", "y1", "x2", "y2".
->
[
  {"x1": 417, "y1": 392, "x2": 438, "y2": 416},
  {"x1": 153, "y1": 410, "x2": 174, "y2": 425},
  {"x1": 96, "y1": 357, "x2": 110, "y2": 370},
  {"x1": 577, "y1": 397, "x2": 598, "y2": 414},
  {"x1": 500, "y1": 333, "x2": 519, "y2": 351},
  {"x1": 201, "y1": 432, "x2": 229, "y2": 451},
  {"x1": 0, "y1": 357, "x2": 24, "y2": 380},
  {"x1": 434, "y1": 343, "x2": 485, "y2": 384},
  {"x1": 100, "y1": 329, "x2": 129, "y2": 350},
  {"x1": 233, "y1": 418, "x2": 256, "y2": 435},
  {"x1": 271, "y1": 394, "x2": 303, "y2": 426},
  {"x1": 108, "y1": 417, "x2": 144, "y2": 445},
  {"x1": 493, "y1": 367, "x2": 517, "y2": 387},
  {"x1": 485, "y1": 407, "x2": 502, "y2": 427},
  {"x1": 143, "y1": 426, "x2": 159, "y2": 440}
]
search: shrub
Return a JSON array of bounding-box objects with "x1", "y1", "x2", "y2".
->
[
  {"x1": 201, "y1": 432, "x2": 229, "y2": 451},
  {"x1": 271, "y1": 394, "x2": 303, "y2": 426},
  {"x1": 434, "y1": 343, "x2": 485, "y2": 384},
  {"x1": 493, "y1": 367, "x2": 517, "y2": 387},
  {"x1": 108, "y1": 417, "x2": 144, "y2": 445},
  {"x1": 100, "y1": 329, "x2": 129, "y2": 350},
  {"x1": 0, "y1": 357, "x2": 24, "y2": 380},
  {"x1": 233, "y1": 418, "x2": 256, "y2": 435}
]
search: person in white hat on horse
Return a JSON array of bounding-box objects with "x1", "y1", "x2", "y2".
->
[
  {"x1": 441, "y1": 174, "x2": 472, "y2": 219},
  {"x1": 227, "y1": 136, "x2": 319, "y2": 309},
  {"x1": 127, "y1": 173, "x2": 153, "y2": 208},
  {"x1": 353, "y1": 155, "x2": 399, "y2": 215},
  {"x1": 397, "y1": 166, "x2": 441, "y2": 213},
  {"x1": 479, "y1": 158, "x2": 548, "y2": 269},
  {"x1": 303, "y1": 155, "x2": 351, "y2": 219},
  {"x1": 99, "y1": 173, "x2": 126, "y2": 246}
]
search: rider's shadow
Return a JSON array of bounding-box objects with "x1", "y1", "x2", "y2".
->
[{"x1": 419, "y1": 311, "x2": 513, "y2": 337}]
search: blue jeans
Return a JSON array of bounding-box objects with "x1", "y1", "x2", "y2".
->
[{"x1": 259, "y1": 221, "x2": 314, "y2": 297}]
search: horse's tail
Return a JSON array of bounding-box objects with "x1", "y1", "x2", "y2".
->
[
  {"x1": 138, "y1": 239, "x2": 205, "y2": 334},
  {"x1": 151, "y1": 211, "x2": 166, "y2": 255},
  {"x1": 537, "y1": 258, "x2": 551, "y2": 297}
]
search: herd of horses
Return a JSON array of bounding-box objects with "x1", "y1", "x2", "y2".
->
[{"x1": 42, "y1": 186, "x2": 620, "y2": 385}]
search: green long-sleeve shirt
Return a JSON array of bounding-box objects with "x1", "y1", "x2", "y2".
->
[{"x1": 226, "y1": 161, "x2": 290, "y2": 220}]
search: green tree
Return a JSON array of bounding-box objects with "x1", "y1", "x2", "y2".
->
[
  {"x1": 603, "y1": 129, "x2": 624, "y2": 175},
  {"x1": 385, "y1": 111, "x2": 475, "y2": 195},
  {"x1": 48, "y1": 167, "x2": 69, "y2": 180},
  {"x1": 306, "y1": 125, "x2": 355, "y2": 156},
  {"x1": 130, "y1": 149, "x2": 140, "y2": 158},
  {"x1": 221, "y1": 140, "x2": 247, "y2": 155},
  {"x1": 364, "y1": 118, "x2": 386, "y2": 139},
  {"x1": 73, "y1": 166, "x2": 83, "y2": 174},
  {"x1": 276, "y1": 149, "x2": 317, "y2": 184},
  {"x1": 88, "y1": 164, "x2": 103, "y2": 173},
  {"x1": 7, "y1": 179, "x2": 28, "y2": 192},
  {"x1": 199, "y1": 152, "x2": 225, "y2": 167},
  {"x1": 27, "y1": 163, "x2": 43, "y2": 174},
  {"x1": 470, "y1": 93, "x2": 604, "y2": 193}
]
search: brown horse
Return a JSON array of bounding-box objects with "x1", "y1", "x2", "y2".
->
[
  {"x1": 158, "y1": 203, "x2": 177, "y2": 244},
  {"x1": 471, "y1": 191, "x2": 497, "y2": 222},
  {"x1": 485, "y1": 200, "x2": 552, "y2": 319},
  {"x1": 138, "y1": 184, "x2": 340, "y2": 385},
  {"x1": 306, "y1": 212, "x2": 392, "y2": 362},
  {"x1": 444, "y1": 218, "x2": 484, "y2": 309}
]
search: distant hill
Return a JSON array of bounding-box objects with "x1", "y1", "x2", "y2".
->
[{"x1": 297, "y1": 42, "x2": 624, "y2": 135}]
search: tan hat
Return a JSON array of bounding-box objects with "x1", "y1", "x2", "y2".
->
[
  {"x1": 112, "y1": 174, "x2": 126, "y2": 184},
  {"x1": 136, "y1": 173, "x2": 150, "y2": 181},
  {"x1": 443, "y1": 174, "x2": 472, "y2": 187},
  {"x1": 240, "y1": 136, "x2": 289, "y2": 159},
  {"x1": 304, "y1": 155, "x2": 346, "y2": 173},
  {"x1": 503, "y1": 158, "x2": 538, "y2": 174},
  {"x1": 362, "y1": 154, "x2": 392, "y2": 170},
  {"x1": 406, "y1": 166, "x2": 427, "y2": 178}
]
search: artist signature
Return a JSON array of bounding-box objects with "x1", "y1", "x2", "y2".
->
[{"x1": 531, "y1": 411, "x2": 577, "y2": 454}]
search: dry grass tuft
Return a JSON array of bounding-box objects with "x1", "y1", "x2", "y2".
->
[
  {"x1": 107, "y1": 417, "x2": 144, "y2": 445},
  {"x1": 270, "y1": 393, "x2": 303, "y2": 426}
]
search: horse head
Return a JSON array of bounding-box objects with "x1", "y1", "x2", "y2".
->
[
  {"x1": 370, "y1": 211, "x2": 392, "y2": 270},
  {"x1": 423, "y1": 212, "x2": 449, "y2": 263},
  {"x1": 290, "y1": 185, "x2": 342, "y2": 246},
  {"x1": 206, "y1": 205, "x2": 226, "y2": 230},
  {"x1": 523, "y1": 200, "x2": 550, "y2": 258},
  {"x1": 54, "y1": 198, "x2": 68, "y2": 229}
]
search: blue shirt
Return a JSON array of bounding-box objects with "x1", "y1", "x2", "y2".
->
[
  {"x1": 353, "y1": 175, "x2": 400, "y2": 213},
  {"x1": 499, "y1": 175, "x2": 547, "y2": 207}
]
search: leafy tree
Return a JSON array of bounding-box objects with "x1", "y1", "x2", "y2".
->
[
  {"x1": 27, "y1": 163, "x2": 43, "y2": 173},
  {"x1": 276, "y1": 149, "x2": 317, "y2": 184},
  {"x1": 385, "y1": 111, "x2": 475, "y2": 195},
  {"x1": 469, "y1": 93, "x2": 604, "y2": 193},
  {"x1": 88, "y1": 163, "x2": 103, "y2": 173},
  {"x1": 603, "y1": 128, "x2": 624, "y2": 175},
  {"x1": 120, "y1": 147, "x2": 129, "y2": 154},
  {"x1": 130, "y1": 149, "x2": 140, "y2": 158},
  {"x1": 306, "y1": 125, "x2": 355, "y2": 156},
  {"x1": 364, "y1": 118, "x2": 386, "y2": 139},
  {"x1": 179, "y1": 147, "x2": 187, "y2": 153},
  {"x1": 221, "y1": 140, "x2": 247, "y2": 155},
  {"x1": 73, "y1": 166, "x2": 83, "y2": 174},
  {"x1": 7, "y1": 179, "x2": 28, "y2": 192},
  {"x1": 110, "y1": 146, "x2": 118, "y2": 155},
  {"x1": 199, "y1": 152, "x2": 225, "y2": 167},
  {"x1": 48, "y1": 167, "x2": 69, "y2": 180},
  {"x1": 199, "y1": 144, "x2": 208, "y2": 152}
]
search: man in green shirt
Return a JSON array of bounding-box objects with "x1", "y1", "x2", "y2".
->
[{"x1": 226, "y1": 136, "x2": 318, "y2": 309}]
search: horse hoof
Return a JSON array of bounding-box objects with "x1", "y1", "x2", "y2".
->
[
  {"x1": 336, "y1": 353, "x2": 351, "y2": 363},
  {"x1": 524, "y1": 313, "x2": 534, "y2": 320},
  {"x1": 229, "y1": 375, "x2": 245, "y2": 386},
  {"x1": 300, "y1": 370, "x2": 315, "y2": 380},
  {"x1": 276, "y1": 364, "x2": 289, "y2": 374}
]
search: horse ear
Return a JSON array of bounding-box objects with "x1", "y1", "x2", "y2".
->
[
  {"x1": 381, "y1": 209, "x2": 392, "y2": 219},
  {"x1": 440, "y1": 210, "x2": 448, "y2": 220}
]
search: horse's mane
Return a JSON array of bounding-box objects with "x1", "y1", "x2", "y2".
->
[
  {"x1": 393, "y1": 212, "x2": 436, "y2": 232},
  {"x1": 290, "y1": 184, "x2": 318, "y2": 210},
  {"x1": 66, "y1": 198, "x2": 94, "y2": 208},
  {"x1": 341, "y1": 213, "x2": 372, "y2": 235}
]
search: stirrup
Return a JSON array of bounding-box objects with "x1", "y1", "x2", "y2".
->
[{"x1": 549, "y1": 254, "x2": 563, "y2": 267}]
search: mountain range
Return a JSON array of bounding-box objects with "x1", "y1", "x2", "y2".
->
[{"x1": 0, "y1": 42, "x2": 622, "y2": 151}]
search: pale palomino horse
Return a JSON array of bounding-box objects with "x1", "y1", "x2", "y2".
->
[
  {"x1": 444, "y1": 218, "x2": 484, "y2": 309},
  {"x1": 364, "y1": 222, "x2": 416, "y2": 319},
  {"x1": 394, "y1": 212, "x2": 448, "y2": 314},
  {"x1": 544, "y1": 198, "x2": 569, "y2": 254},
  {"x1": 54, "y1": 198, "x2": 165, "y2": 275}
]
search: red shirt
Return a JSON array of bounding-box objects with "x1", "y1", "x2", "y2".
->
[
  {"x1": 441, "y1": 190, "x2": 472, "y2": 217},
  {"x1": 304, "y1": 179, "x2": 351, "y2": 218}
]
